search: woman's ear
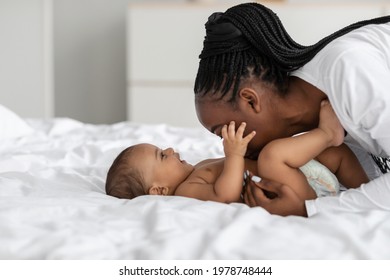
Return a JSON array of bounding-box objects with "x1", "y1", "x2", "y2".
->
[
  {"x1": 148, "y1": 184, "x2": 170, "y2": 196},
  {"x1": 238, "y1": 88, "x2": 261, "y2": 113}
]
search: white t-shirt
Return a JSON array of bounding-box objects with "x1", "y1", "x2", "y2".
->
[{"x1": 291, "y1": 22, "x2": 390, "y2": 216}]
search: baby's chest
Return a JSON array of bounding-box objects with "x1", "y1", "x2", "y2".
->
[{"x1": 192, "y1": 160, "x2": 224, "y2": 184}]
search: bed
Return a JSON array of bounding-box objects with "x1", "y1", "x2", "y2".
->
[{"x1": 1, "y1": 104, "x2": 390, "y2": 260}]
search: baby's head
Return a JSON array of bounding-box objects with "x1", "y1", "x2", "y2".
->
[
  {"x1": 105, "y1": 143, "x2": 194, "y2": 199},
  {"x1": 105, "y1": 145, "x2": 146, "y2": 199}
]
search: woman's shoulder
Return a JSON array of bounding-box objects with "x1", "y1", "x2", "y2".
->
[
  {"x1": 327, "y1": 23, "x2": 390, "y2": 57},
  {"x1": 308, "y1": 23, "x2": 390, "y2": 64}
]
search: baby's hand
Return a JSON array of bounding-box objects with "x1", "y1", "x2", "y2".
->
[
  {"x1": 222, "y1": 121, "x2": 256, "y2": 157},
  {"x1": 318, "y1": 100, "x2": 344, "y2": 146}
]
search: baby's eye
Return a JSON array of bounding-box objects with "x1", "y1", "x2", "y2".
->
[{"x1": 161, "y1": 151, "x2": 166, "y2": 159}]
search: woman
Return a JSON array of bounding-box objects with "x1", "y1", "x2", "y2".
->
[{"x1": 194, "y1": 3, "x2": 390, "y2": 216}]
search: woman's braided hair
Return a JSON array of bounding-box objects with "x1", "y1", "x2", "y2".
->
[{"x1": 194, "y1": 2, "x2": 390, "y2": 100}]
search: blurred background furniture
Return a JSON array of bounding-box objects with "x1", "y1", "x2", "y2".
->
[{"x1": 127, "y1": 1, "x2": 390, "y2": 127}]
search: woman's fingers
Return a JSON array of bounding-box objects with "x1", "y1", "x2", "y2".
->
[
  {"x1": 244, "y1": 183, "x2": 268, "y2": 207},
  {"x1": 255, "y1": 179, "x2": 282, "y2": 198},
  {"x1": 244, "y1": 171, "x2": 271, "y2": 206}
]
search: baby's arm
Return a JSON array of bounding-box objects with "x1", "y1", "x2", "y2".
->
[
  {"x1": 214, "y1": 121, "x2": 256, "y2": 202},
  {"x1": 257, "y1": 100, "x2": 344, "y2": 200},
  {"x1": 176, "y1": 122, "x2": 255, "y2": 203}
]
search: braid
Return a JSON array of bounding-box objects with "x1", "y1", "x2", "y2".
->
[
  {"x1": 228, "y1": 3, "x2": 390, "y2": 70},
  {"x1": 224, "y1": 3, "x2": 305, "y2": 70},
  {"x1": 194, "y1": 2, "x2": 390, "y2": 100}
]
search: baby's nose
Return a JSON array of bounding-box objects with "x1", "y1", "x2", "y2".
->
[{"x1": 165, "y1": 147, "x2": 174, "y2": 155}]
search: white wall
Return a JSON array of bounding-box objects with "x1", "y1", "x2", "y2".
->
[
  {"x1": 52, "y1": 0, "x2": 390, "y2": 125},
  {"x1": 53, "y1": 0, "x2": 183, "y2": 124},
  {"x1": 53, "y1": 0, "x2": 131, "y2": 124},
  {"x1": 1, "y1": 0, "x2": 387, "y2": 124},
  {"x1": 127, "y1": 1, "x2": 389, "y2": 127},
  {"x1": 0, "y1": 0, "x2": 184, "y2": 124}
]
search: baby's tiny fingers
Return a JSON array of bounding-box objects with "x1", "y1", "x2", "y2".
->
[
  {"x1": 221, "y1": 124, "x2": 228, "y2": 139},
  {"x1": 236, "y1": 122, "x2": 247, "y2": 136},
  {"x1": 243, "y1": 130, "x2": 256, "y2": 143},
  {"x1": 228, "y1": 121, "x2": 236, "y2": 137}
]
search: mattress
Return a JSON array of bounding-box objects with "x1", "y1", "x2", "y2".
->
[{"x1": 1, "y1": 113, "x2": 390, "y2": 259}]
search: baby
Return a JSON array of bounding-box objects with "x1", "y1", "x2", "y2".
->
[{"x1": 105, "y1": 101, "x2": 368, "y2": 203}]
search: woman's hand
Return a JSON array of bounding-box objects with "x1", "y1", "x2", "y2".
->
[{"x1": 243, "y1": 171, "x2": 308, "y2": 217}]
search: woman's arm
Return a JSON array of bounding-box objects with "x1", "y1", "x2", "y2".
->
[{"x1": 316, "y1": 144, "x2": 369, "y2": 188}]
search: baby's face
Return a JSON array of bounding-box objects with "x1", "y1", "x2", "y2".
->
[{"x1": 132, "y1": 143, "x2": 194, "y2": 193}]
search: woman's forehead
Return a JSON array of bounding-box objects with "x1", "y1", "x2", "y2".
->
[{"x1": 196, "y1": 99, "x2": 239, "y2": 131}]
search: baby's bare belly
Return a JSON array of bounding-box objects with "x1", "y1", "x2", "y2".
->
[{"x1": 191, "y1": 158, "x2": 258, "y2": 184}]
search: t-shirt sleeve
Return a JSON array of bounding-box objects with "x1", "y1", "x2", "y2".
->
[{"x1": 327, "y1": 46, "x2": 390, "y2": 157}]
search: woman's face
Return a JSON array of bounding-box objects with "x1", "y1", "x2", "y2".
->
[{"x1": 195, "y1": 95, "x2": 282, "y2": 160}]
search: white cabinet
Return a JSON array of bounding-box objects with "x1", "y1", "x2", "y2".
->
[
  {"x1": 127, "y1": 1, "x2": 387, "y2": 128},
  {"x1": 0, "y1": 0, "x2": 53, "y2": 118},
  {"x1": 127, "y1": 4, "x2": 217, "y2": 128}
]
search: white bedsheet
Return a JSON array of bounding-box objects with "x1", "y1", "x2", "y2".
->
[{"x1": 1, "y1": 118, "x2": 390, "y2": 259}]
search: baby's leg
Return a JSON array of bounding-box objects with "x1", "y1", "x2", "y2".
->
[
  {"x1": 255, "y1": 100, "x2": 345, "y2": 200},
  {"x1": 258, "y1": 101, "x2": 344, "y2": 170}
]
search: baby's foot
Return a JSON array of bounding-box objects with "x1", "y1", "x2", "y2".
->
[{"x1": 318, "y1": 100, "x2": 344, "y2": 146}]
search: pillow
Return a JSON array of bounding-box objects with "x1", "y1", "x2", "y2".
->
[{"x1": 0, "y1": 104, "x2": 34, "y2": 140}]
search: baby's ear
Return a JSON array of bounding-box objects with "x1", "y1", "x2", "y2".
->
[{"x1": 148, "y1": 184, "x2": 169, "y2": 196}]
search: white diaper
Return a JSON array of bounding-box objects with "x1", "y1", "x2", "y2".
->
[
  {"x1": 299, "y1": 159, "x2": 340, "y2": 197},
  {"x1": 243, "y1": 159, "x2": 339, "y2": 198}
]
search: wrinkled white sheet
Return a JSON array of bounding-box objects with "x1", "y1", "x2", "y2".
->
[{"x1": 0, "y1": 118, "x2": 390, "y2": 259}]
